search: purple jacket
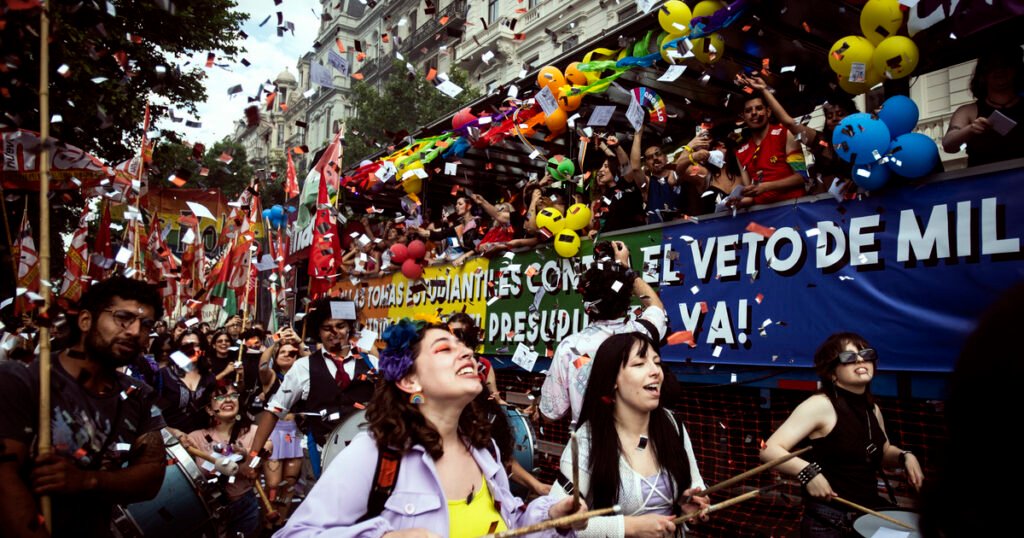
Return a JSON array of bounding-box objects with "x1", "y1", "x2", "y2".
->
[{"x1": 275, "y1": 431, "x2": 570, "y2": 537}]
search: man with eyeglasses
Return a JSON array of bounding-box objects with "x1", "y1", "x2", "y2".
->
[
  {"x1": 736, "y1": 93, "x2": 808, "y2": 205},
  {"x1": 634, "y1": 125, "x2": 699, "y2": 224},
  {"x1": 249, "y1": 297, "x2": 377, "y2": 467},
  {"x1": 0, "y1": 276, "x2": 168, "y2": 537}
]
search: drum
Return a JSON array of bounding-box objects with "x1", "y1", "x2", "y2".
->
[
  {"x1": 321, "y1": 408, "x2": 369, "y2": 470},
  {"x1": 853, "y1": 509, "x2": 921, "y2": 538},
  {"x1": 503, "y1": 406, "x2": 536, "y2": 473},
  {"x1": 111, "y1": 435, "x2": 216, "y2": 538}
]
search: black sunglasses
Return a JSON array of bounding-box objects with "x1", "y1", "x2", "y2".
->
[{"x1": 836, "y1": 348, "x2": 878, "y2": 364}]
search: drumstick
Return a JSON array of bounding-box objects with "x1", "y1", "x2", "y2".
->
[
  {"x1": 696, "y1": 446, "x2": 812, "y2": 498},
  {"x1": 672, "y1": 488, "x2": 762, "y2": 524},
  {"x1": 185, "y1": 446, "x2": 240, "y2": 476},
  {"x1": 254, "y1": 479, "x2": 282, "y2": 524},
  {"x1": 484, "y1": 505, "x2": 620, "y2": 538},
  {"x1": 832, "y1": 496, "x2": 916, "y2": 531},
  {"x1": 569, "y1": 432, "x2": 581, "y2": 512}
]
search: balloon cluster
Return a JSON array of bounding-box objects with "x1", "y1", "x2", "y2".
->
[
  {"x1": 391, "y1": 240, "x2": 428, "y2": 280},
  {"x1": 536, "y1": 203, "x2": 592, "y2": 258},
  {"x1": 659, "y1": 1, "x2": 728, "y2": 65},
  {"x1": 832, "y1": 95, "x2": 939, "y2": 189},
  {"x1": 261, "y1": 204, "x2": 290, "y2": 229},
  {"x1": 828, "y1": 0, "x2": 919, "y2": 95}
]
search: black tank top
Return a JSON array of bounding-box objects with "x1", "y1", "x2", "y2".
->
[
  {"x1": 807, "y1": 387, "x2": 888, "y2": 507},
  {"x1": 969, "y1": 99, "x2": 1024, "y2": 167}
]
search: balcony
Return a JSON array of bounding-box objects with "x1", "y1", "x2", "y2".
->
[{"x1": 402, "y1": 0, "x2": 468, "y2": 60}]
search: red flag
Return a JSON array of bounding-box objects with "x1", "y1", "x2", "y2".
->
[
  {"x1": 285, "y1": 150, "x2": 300, "y2": 199},
  {"x1": 307, "y1": 168, "x2": 342, "y2": 298},
  {"x1": 6, "y1": 1, "x2": 42, "y2": 12},
  {"x1": 58, "y1": 209, "x2": 91, "y2": 303},
  {"x1": 13, "y1": 210, "x2": 39, "y2": 315},
  {"x1": 89, "y1": 202, "x2": 113, "y2": 281}
]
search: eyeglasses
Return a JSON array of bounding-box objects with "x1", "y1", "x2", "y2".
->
[
  {"x1": 644, "y1": 150, "x2": 664, "y2": 159},
  {"x1": 104, "y1": 309, "x2": 157, "y2": 331},
  {"x1": 212, "y1": 393, "x2": 240, "y2": 403},
  {"x1": 320, "y1": 323, "x2": 348, "y2": 333},
  {"x1": 836, "y1": 348, "x2": 878, "y2": 364},
  {"x1": 215, "y1": 338, "x2": 231, "y2": 344},
  {"x1": 280, "y1": 350, "x2": 299, "y2": 358}
]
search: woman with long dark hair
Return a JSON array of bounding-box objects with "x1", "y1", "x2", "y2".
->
[
  {"x1": 551, "y1": 332, "x2": 708, "y2": 537},
  {"x1": 761, "y1": 332, "x2": 924, "y2": 537},
  {"x1": 277, "y1": 319, "x2": 585, "y2": 537},
  {"x1": 156, "y1": 329, "x2": 218, "y2": 436}
]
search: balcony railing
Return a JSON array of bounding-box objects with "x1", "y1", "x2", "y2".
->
[{"x1": 403, "y1": 0, "x2": 468, "y2": 59}]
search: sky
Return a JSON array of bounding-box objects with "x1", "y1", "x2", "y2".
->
[{"x1": 154, "y1": 0, "x2": 322, "y2": 145}]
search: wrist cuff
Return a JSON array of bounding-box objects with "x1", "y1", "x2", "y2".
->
[{"x1": 798, "y1": 462, "x2": 822, "y2": 486}]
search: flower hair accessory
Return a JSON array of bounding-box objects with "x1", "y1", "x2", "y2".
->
[{"x1": 379, "y1": 318, "x2": 425, "y2": 382}]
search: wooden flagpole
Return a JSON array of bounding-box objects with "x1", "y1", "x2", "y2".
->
[{"x1": 37, "y1": 4, "x2": 53, "y2": 531}]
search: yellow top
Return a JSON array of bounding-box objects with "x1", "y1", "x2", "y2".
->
[{"x1": 447, "y1": 475, "x2": 508, "y2": 537}]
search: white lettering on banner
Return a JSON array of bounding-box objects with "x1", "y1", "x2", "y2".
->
[
  {"x1": 981, "y1": 197, "x2": 1019, "y2": 255},
  {"x1": 816, "y1": 221, "x2": 847, "y2": 270},
  {"x1": 848, "y1": 215, "x2": 881, "y2": 267},
  {"x1": 486, "y1": 309, "x2": 588, "y2": 346},
  {"x1": 765, "y1": 227, "x2": 803, "y2": 272},
  {"x1": 898, "y1": 205, "x2": 949, "y2": 262}
]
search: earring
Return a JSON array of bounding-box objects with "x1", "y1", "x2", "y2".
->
[{"x1": 409, "y1": 392, "x2": 425, "y2": 405}]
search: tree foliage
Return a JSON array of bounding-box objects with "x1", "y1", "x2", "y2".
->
[
  {"x1": 151, "y1": 136, "x2": 254, "y2": 201},
  {"x1": 343, "y1": 62, "x2": 481, "y2": 165},
  {"x1": 0, "y1": 0, "x2": 247, "y2": 162}
]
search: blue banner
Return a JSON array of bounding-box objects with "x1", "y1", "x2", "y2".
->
[{"x1": 653, "y1": 167, "x2": 1024, "y2": 372}]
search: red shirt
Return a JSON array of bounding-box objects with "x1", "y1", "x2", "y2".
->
[{"x1": 736, "y1": 124, "x2": 804, "y2": 204}]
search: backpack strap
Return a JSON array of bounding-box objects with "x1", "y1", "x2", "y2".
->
[{"x1": 357, "y1": 447, "x2": 403, "y2": 522}]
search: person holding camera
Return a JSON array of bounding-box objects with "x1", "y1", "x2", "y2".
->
[{"x1": 540, "y1": 241, "x2": 667, "y2": 423}]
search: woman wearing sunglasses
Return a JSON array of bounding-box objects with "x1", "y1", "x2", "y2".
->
[
  {"x1": 761, "y1": 333, "x2": 924, "y2": 537},
  {"x1": 258, "y1": 334, "x2": 308, "y2": 522}
]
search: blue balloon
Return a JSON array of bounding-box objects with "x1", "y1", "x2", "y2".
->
[
  {"x1": 851, "y1": 163, "x2": 890, "y2": 191},
  {"x1": 261, "y1": 208, "x2": 272, "y2": 220},
  {"x1": 832, "y1": 113, "x2": 891, "y2": 165},
  {"x1": 886, "y1": 133, "x2": 939, "y2": 178},
  {"x1": 271, "y1": 205, "x2": 285, "y2": 220},
  {"x1": 876, "y1": 95, "x2": 919, "y2": 138}
]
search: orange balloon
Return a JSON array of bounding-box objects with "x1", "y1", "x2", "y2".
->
[
  {"x1": 557, "y1": 86, "x2": 583, "y2": 111},
  {"x1": 564, "y1": 62, "x2": 588, "y2": 86},
  {"x1": 537, "y1": 66, "x2": 566, "y2": 91},
  {"x1": 545, "y1": 108, "x2": 568, "y2": 132}
]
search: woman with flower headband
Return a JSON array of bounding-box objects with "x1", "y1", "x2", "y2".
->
[
  {"x1": 276, "y1": 319, "x2": 587, "y2": 537},
  {"x1": 761, "y1": 332, "x2": 924, "y2": 537}
]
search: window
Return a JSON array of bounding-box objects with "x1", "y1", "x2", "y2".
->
[
  {"x1": 529, "y1": 0, "x2": 538, "y2": 8},
  {"x1": 408, "y1": 10, "x2": 416, "y2": 34},
  {"x1": 617, "y1": 4, "x2": 636, "y2": 22},
  {"x1": 488, "y1": 0, "x2": 499, "y2": 24},
  {"x1": 561, "y1": 35, "x2": 579, "y2": 53},
  {"x1": 278, "y1": 88, "x2": 288, "y2": 108},
  {"x1": 277, "y1": 127, "x2": 285, "y2": 147}
]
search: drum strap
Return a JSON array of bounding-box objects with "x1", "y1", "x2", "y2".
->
[{"x1": 357, "y1": 447, "x2": 403, "y2": 523}]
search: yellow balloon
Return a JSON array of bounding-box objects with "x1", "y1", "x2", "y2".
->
[
  {"x1": 564, "y1": 62, "x2": 588, "y2": 86},
  {"x1": 860, "y1": 0, "x2": 904, "y2": 45},
  {"x1": 872, "y1": 36, "x2": 919, "y2": 80},
  {"x1": 692, "y1": 0, "x2": 726, "y2": 18},
  {"x1": 837, "y1": 67, "x2": 883, "y2": 95},
  {"x1": 828, "y1": 35, "x2": 875, "y2": 78},
  {"x1": 658, "y1": 0, "x2": 692, "y2": 35},
  {"x1": 536, "y1": 207, "x2": 565, "y2": 235},
  {"x1": 659, "y1": 32, "x2": 688, "y2": 64},
  {"x1": 399, "y1": 160, "x2": 424, "y2": 194},
  {"x1": 553, "y1": 229, "x2": 581, "y2": 258},
  {"x1": 564, "y1": 203, "x2": 592, "y2": 231},
  {"x1": 692, "y1": 33, "x2": 725, "y2": 64}
]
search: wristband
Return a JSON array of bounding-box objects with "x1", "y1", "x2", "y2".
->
[
  {"x1": 899, "y1": 450, "x2": 912, "y2": 466},
  {"x1": 683, "y1": 145, "x2": 693, "y2": 153},
  {"x1": 797, "y1": 462, "x2": 822, "y2": 486}
]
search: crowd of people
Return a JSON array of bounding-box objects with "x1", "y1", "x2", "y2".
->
[
  {"x1": 0, "y1": 239, "x2": 944, "y2": 538},
  {"x1": 0, "y1": 50, "x2": 1019, "y2": 538}
]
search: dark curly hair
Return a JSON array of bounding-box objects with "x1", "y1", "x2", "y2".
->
[
  {"x1": 366, "y1": 324, "x2": 493, "y2": 459},
  {"x1": 579, "y1": 261, "x2": 634, "y2": 321}
]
